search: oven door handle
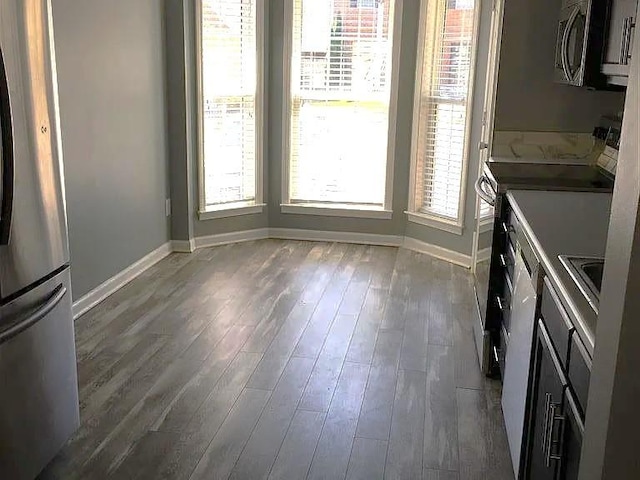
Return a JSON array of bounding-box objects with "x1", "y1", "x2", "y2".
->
[
  {"x1": 561, "y1": 5, "x2": 581, "y2": 83},
  {"x1": 475, "y1": 175, "x2": 496, "y2": 207}
]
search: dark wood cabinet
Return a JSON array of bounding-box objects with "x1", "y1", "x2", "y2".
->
[
  {"x1": 601, "y1": 0, "x2": 638, "y2": 85},
  {"x1": 525, "y1": 320, "x2": 567, "y2": 480}
]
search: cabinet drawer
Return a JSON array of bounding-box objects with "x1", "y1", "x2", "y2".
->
[
  {"x1": 541, "y1": 277, "x2": 574, "y2": 368},
  {"x1": 499, "y1": 241, "x2": 516, "y2": 282},
  {"x1": 568, "y1": 333, "x2": 592, "y2": 416}
]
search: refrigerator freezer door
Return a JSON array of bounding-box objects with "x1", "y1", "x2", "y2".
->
[
  {"x1": 0, "y1": 268, "x2": 78, "y2": 480},
  {"x1": 0, "y1": 0, "x2": 69, "y2": 300}
]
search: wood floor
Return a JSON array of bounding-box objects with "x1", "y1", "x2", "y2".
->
[{"x1": 39, "y1": 239, "x2": 514, "y2": 480}]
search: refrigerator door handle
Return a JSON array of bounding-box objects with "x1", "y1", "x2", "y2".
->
[
  {"x1": 0, "y1": 284, "x2": 66, "y2": 345},
  {"x1": 0, "y1": 44, "x2": 14, "y2": 245}
]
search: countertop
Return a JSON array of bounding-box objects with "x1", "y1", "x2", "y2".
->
[
  {"x1": 487, "y1": 160, "x2": 614, "y2": 194},
  {"x1": 506, "y1": 190, "x2": 613, "y2": 356}
]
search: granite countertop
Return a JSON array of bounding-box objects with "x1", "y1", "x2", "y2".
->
[{"x1": 506, "y1": 190, "x2": 613, "y2": 356}]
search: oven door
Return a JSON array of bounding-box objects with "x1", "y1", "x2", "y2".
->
[
  {"x1": 554, "y1": 1, "x2": 589, "y2": 85},
  {"x1": 472, "y1": 170, "x2": 497, "y2": 373}
]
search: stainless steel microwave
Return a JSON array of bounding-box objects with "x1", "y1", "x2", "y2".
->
[{"x1": 554, "y1": 0, "x2": 608, "y2": 87}]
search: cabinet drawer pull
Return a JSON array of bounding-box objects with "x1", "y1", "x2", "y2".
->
[
  {"x1": 544, "y1": 400, "x2": 565, "y2": 467},
  {"x1": 620, "y1": 17, "x2": 631, "y2": 64},
  {"x1": 501, "y1": 221, "x2": 515, "y2": 235},
  {"x1": 496, "y1": 296, "x2": 509, "y2": 313},
  {"x1": 624, "y1": 17, "x2": 636, "y2": 64}
]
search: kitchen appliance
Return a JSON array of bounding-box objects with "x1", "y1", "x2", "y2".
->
[
  {"x1": 472, "y1": 165, "x2": 498, "y2": 374},
  {"x1": 471, "y1": 159, "x2": 613, "y2": 376},
  {"x1": 554, "y1": 0, "x2": 609, "y2": 87},
  {"x1": 501, "y1": 247, "x2": 538, "y2": 478},
  {"x1": 0, "y1": 1, "x2": 79, "y2": 479}
]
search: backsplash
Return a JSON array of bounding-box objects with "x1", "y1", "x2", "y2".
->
[{"x1": 492, "y1": 131, "x2": 600, "y2": 163}]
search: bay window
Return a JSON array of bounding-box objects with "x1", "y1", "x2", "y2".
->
[
  {"x1": 197, "y1": 0, "x2": 264, "y2": 219},
  {"x1": 408, "y1": 0, "x2": 479, "y2": 233},
  {"x1": 282, "y1": 0, "x2": 398, "y2": 217}
]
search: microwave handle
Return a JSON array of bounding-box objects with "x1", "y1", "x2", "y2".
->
[{"x1": 561, "y1": 5, "x2": 581, "y2": 83}]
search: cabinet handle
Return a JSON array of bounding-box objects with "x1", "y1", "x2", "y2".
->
[
  {"x1": 623, "y1": 17, "x2": 636, "y2": 65},
  {"x1": 499, "y1": 253, "x2": 512, "y2": 268},
  {"x1": 496, "y1": 296, "x2": 509, "y2": 313},
  {"x1": 501, "y1": 221, "x2": 514, "y2": 235},
  {"x1": 620, "y1": 17, "x2": 630, "y2": 65},
  {"x1": 541, "y1": 393, "x2": 553, "y2": 455},
  {"x1": 544, "y1": 401, "x2": 565, "y2": 468}
]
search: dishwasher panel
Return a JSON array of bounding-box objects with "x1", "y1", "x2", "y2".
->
[{"x1": 501, "y1": 247, "x2": 537, "y2": 478}]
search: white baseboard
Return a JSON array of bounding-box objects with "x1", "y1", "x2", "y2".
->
[
  {"x1": 171, "y1": 239, "x2": 196, "y2": 253},
  {"x1": 72, "y1": 242, "x2": 173, "y2": 319},
  {"x1": 72, "y1": 228, "x2": 474, "y2": 319},
  {"x1": 402, "y1": 237, "x2": 472, "y2": 268},
  {"x1": 195, "y1": 228, "x2": 269, "y2": 249},
  {"x1": 268, "y1": 228, "x2": 403, "y2": 247}
]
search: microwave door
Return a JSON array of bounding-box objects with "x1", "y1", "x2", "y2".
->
[
  {"x1": 0, "y1": 0, "x2": 70, "y2": 301},
  {"x1": 560, "y1": 5, "x2": 587, "y2": 85}
]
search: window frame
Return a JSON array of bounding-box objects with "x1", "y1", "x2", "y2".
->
[
  {"x1": 196, "y1": 0, "x2": 266, "y2": 221},
  {"x1": 280, "y1": 0, "x2": 402, "y2": 218},
  {"x1": 406, "y1": 0, "x2": 482, "y2": 235}
]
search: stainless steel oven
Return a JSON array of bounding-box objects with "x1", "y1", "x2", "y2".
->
[
  {"x1": 472, "y1": 164, "x2": 498, "y2": 374},
  {"x1": 554, "y1": 0, "x2": 608, "y2": 87}
]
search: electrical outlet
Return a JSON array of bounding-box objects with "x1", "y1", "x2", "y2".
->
[{"x1": 165, "y1": 198, "x2": 171, "y2": 217}]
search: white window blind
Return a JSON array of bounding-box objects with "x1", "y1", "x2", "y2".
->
[
  {"x1": 411, "y1": 0, "x2": 477, "y2": 222},
  {"x1": 200, "y1": 0, "x2": 258, "y2": 208},
  {"x1": 287, "y1": 0, "x2": 394, "y2": 206}
]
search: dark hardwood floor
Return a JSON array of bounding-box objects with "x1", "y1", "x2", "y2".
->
[{"x1": 38, "y1": 239, "x2": 514, "y2": 480}]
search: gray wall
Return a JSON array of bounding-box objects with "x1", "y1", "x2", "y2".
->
[
  {"x1": 52, "y1": 0, "x2": 170, "y2": 298},
  {"x1": 167, "y1": 0, "x2": 495, "y2": 257},
  {"x1": 494, "y1": 0, "x2": 625, "y2": 132}
]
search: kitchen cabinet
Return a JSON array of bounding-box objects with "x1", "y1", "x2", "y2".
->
[
  {"x1": 601, "y1": 0, "x2": 638, "y2": 85},
  {"x1": 558, "y1": 391, "x2": 584, "y2": 480},
  {"x1": 525, "y1": 320, "x2": 567, "y2": 480}
]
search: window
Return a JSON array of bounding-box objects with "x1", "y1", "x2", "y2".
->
[
  {"x1": 197, "y1": 0, "x2": 264, "y2": 218},
  {"x1": 408, "y1": 0, "x2": 479, "y2": 232},
  {"x1": 282, "y1": 0, "x2": 397, "y2": 215}
]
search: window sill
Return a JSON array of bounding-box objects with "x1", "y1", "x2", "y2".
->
[
  {"x1": 199, "y1": 203, "x2": 266, "y2": 220},
  {"x1": 281, "y1": 203, "x2": 393, "y2": 219},
  {"x1": 405, "y1": 211, "x2": 463, "y2": 235}
]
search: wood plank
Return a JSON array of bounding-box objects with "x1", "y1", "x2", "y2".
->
[
  {"x1": 355, "y1": 330, "x2": 403, "y2": 440},
  {"x1": 345, "y1": 287, "x2": 388, "y2": 365},
  {"x1": 345, "y1": 437, "x2": 388, "y2": 480},
  {"x1": 298, "y1": 313, "x2": 359, "y2": 411},
  {"x1": 292, "y1": 245, "x2": 364, "y2": 359},
  {"x1": 385, "y1": 369, "x2": 427, "y2": 480},
  {"x1": 266, "y1": 409, "x2": 325, "y2": 480},
  {"x1": 307, "y1": 362, "x2": 370, "y2": 480},
  {"x1": 423, "y1": 469, "x2": 460, "y2": 480},
  {"x1": 452, "y1": 302, "x2": 485, "y2": 390},
  {"x1": 424, "y1": 345, "x2": 459, "y2": 471},
  {"x1": 229, "y1": 357, "x2": 316, "y2": 480},
  {"x1": 189, "y1": 388, "x2": 271, "y2": 480}
]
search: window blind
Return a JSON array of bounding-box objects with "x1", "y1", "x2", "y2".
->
[
  {"x1": 288, "y1": 0, "x2": 394, "y2": 206},
  {"x1": 200, "y1": 0, "x2": 257, "y2": 207},
  {"x1": 413, "y1": 0, "x2": 477, "y2": 221}
]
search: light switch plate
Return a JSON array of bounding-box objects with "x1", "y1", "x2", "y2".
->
[{"x1": 165, "y1": 198, "x2": 171, "y2": 217}]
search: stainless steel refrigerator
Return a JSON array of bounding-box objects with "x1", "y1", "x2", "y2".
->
[{"x1": 0, "y1": 1, "x2": 79, "y2": 479}]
